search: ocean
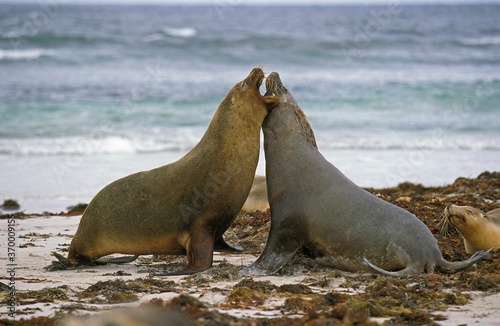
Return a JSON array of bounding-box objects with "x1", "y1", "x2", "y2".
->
[{"x1": 1, "y1": 3, "x2": 499, "y2": 212}]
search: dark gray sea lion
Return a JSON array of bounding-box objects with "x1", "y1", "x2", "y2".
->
[
  {"x1": 439, "y1": 204, "x2": 500, "y2": 253},
  {"x1": 240, "y1": 72, "x2": 489, "y2": 277},
  {"x1": 64, "y1": 68, "x2": 278, "y2": 275},
  {"x1": 242, "y1": 175, "x2": 269, "y2": 212}
]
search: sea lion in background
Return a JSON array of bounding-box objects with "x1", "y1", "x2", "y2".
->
[
  {"x1": 63, "y1": 68, "x2": 278, "y2": 275},
  {"x1": 240, "y1": 72, "x2": 489, "y2": 277},
  {"x1": 242, "y1": 175, "x2": 269, "y2": 212},
  {"x1": 59, "y1": 306, "x2": 193, "y2": 326},
  {"x1": 439, "y1": 204, "x2": 500, "y2": 253}
]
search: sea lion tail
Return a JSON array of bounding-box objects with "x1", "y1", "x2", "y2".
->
[
  {"x1": 362, "y1": 257, "x2": 415, "y2": 277},
  {"x1": 437, "y1": 248, "x2": 491, "y2": 273}
]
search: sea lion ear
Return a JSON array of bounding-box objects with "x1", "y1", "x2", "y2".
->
[{"x1": 263, "y1": 96, "x2": 280, "y2": 110}]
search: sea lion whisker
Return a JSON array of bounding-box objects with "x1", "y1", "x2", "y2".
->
[
  {"x1": 437, "y1": 211, "x2": 451, "y2": 236},
  {"x1": 438, "y1": 217, "x2": 450, "y2": 236}
]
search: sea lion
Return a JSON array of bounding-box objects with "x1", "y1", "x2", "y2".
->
[
  {"x1": 240, "y1": 72, "x2": 489, "y2": 277},
  {"x1": 241, "y1": 175, "x2": 269, "y2": 212},
  {"x1": 439, "y1": 204, "x2": 500, "y2": 253},
  {"x1": 63, "y1": 68, "x2": 278, "y2": 275},
  {"x1": 59, "y1": 306, "x2": 193, "y2": 326}
]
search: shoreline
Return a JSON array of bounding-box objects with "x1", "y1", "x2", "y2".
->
[
  {"x1": 1, "y1": 171, "x2": 499, "y2": 325},
  {"x1": 2, "y1": 149, "x2": 500, "y2": 215}
]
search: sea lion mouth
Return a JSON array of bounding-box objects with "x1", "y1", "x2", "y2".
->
[
  {"x1": 265, "y1": 78, "x2": 272, "y2": 93},
  {"x1": 264, "y1": 78, "x2": 276, "y2": 97},
  {"x1": 257, "y1": 75, "x2": 265, "y2": 88},
  {"x1": 264, "y1": 72, "x2": 286, "y2": 97},
  {"x1": 439, "y1": 205, "x2": 471, "y2": 235},
  {"x1": 243, "y1": 68, "x2": 265, "y2": 90}
]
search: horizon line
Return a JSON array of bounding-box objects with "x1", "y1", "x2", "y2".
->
[{"x1": 1, "y1": 0, "x2": 500, "y2": 5}]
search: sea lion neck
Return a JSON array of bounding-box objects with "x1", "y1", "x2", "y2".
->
[
  {"x1": 263, "y1": 100, "x2": 318, "y2": 153},
  {"x1": 263, "y1": 72, "x2": 317, "y2": 151},
  {"x1": 186, "y1": 70, "x2": 268, "y2": 163}
]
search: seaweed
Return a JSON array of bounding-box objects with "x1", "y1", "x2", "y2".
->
[
  {"x1": 8, "y1": 286, "x2": 69, "y2": 304},
  {"x1": 224, "y1": 286, "x2": 267, "y2": 308},
  {"x1": 79, "y1": 278, "x2": 176, "y2": 304},
  {"x1": 278, "y1": 284, "x2": 313, "y2": 294}
]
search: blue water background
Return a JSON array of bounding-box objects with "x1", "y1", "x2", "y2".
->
[{"x1": 0, "y1": 4, "x2": 499, "y2": 211}]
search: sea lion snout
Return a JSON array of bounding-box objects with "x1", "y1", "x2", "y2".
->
[
  {"x1": 265, "y1": 72, "x2": 287, "y2": 96},
  {"x1": 444, "y1": 204, "x2": 467, "y2": 226},
  {"x1": 446, "y1": 204, "x2": 486, "y2": 224},
  {"x1": 243, "y1": 67, "x2": 265, "y2": 88}
]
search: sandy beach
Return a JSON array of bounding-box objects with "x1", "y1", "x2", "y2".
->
[{"x1": 1, "y1": 171, "x2": 499, "y2": 325}]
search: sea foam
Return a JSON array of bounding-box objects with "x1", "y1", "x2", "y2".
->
[
  {"x1": 0, "y1": 49, "x2": 54, "y2": 61},
  {"x1": 163, "y1": 27, "x2": 197, "y2": 38}
]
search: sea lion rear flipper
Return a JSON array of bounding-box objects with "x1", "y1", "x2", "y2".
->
[
  {"x1": 438, "y1": 248, "x2": 491, "y2": 273},
  {"x1": 362, "y1": 257, "x2": 416, "y2": 277},
  {"x1": 214, "y1": 237, "x2": 244, "y2": 252}
]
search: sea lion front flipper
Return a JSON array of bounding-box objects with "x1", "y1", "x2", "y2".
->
[
  {"x1": 214, "y1": 237, "x2": 244, "y2": 252},
  {"x1": 153, "y1": 230, "x2": 215, "y2": 276},
  {"x1": 45, "y1": 252, "x2": 78, "y2": 271},
  {"x1": 263, "y1": 95, "x2": 280, "y2": 110},
  {"x1": 240, "y1": 229, "x2": 302, "y2": 276},
  {"x1": 464, "y1": 238, "x2": 476, "y2": 254}
]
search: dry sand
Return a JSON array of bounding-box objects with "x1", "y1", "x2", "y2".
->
[{"x1": 1, "y1": 172, "x2": 499, "y2": 325}]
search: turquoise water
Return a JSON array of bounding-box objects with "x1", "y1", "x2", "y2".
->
[{"x1": 1, "y1": 4, "x2": 499, "y2": 211}]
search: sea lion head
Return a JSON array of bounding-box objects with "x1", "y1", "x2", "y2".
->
[
  {"x1": 441, "y1": 204, "x2": 500, "y2": 253},
  {"x1": 441, "y1": 204, "x2": 486, "y2": 236},
  {"x1": 263, "y1": 72, "x2": 317, "y2": 149},
  {"x1": 222, "y1": 68, "x2": 279, "y2": 122}
]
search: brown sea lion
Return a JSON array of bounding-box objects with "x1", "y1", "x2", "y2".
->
[
  {"x1": 241, "y1": 175, "x2": 269, "y2": 212},
  {"x1": 440, "y1": 204, "x2": 500, "y2": 253},
  {"x1": 63, "y1": 68, "x2": 278, "y2": 275},
  {"x1": 240, "y1": 72, "x2": 489, "y2": 277}
]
